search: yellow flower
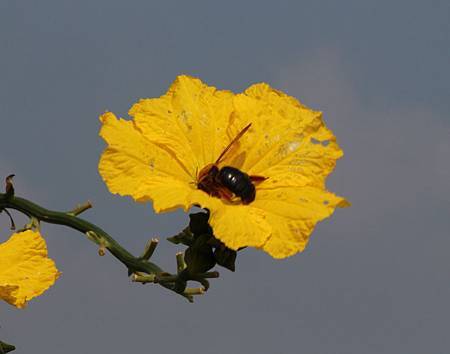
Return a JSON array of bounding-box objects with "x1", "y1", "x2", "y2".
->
[
  {"x1": 99, "y1": 75, "x2": 349, "y2": 258},
  {"x1": 0, "y1": 230, "x2": 60, "y2": 308}
]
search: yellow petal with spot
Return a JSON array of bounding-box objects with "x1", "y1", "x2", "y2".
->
[
  {"x1": 129, "y1": 75, "x2": 235, "y2": 175},
  {"x1": 228, "y1": 83, "x2": 343, "y2": 189},
  {"x1": 99, "y1": 112, "x2": 198, "y2": 212},
  {"x1": 253, "y1": 187, "x2": 349, "y2": 258},
  {"x1": 0, "y1": 230, "x2": 60, "y2": 308}
]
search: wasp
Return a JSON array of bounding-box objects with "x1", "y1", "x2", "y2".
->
[{"x1": 197, "y1": 123, "x2": 266, "y2": 204}]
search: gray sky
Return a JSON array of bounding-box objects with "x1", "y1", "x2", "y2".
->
[{"x1": 1, "y1": 1, "x2": 449, "y2": 353}]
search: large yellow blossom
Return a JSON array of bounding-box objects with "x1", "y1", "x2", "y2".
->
[
  {"x1": 0, "y1": 230, "x2": 60, "y2": 308},
  {"x1": 99, "y1": 75, "x2": 349, "y2": 258}
]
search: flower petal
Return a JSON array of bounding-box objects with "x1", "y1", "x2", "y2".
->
[
  {"x1": 228, "y1": 83, "x2": 343, "y2": 189},
  {"x1": 195, "y1": 185, "x2": 349, "y2": 258},
  {"x1": 0, "y1": 230, "x2": 60, "y2": 308},
  {"x1": 99, "y1": 112, "x2": 197, "y2": 212},
  {"x1": 199, "y1": 198, "x2": 272, "y2": 250},
  {"x1": 184, "y1": 188, "x2": 273, "y2": 251},
  {"x1": 252, "y1": 187, "x2": 349, "y2": 258},
  {"x1": 129, "y1": 75, "x2": 235, "y2": 176}
]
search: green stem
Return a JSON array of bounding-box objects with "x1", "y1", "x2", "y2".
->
[
  {"x1": 0, "y1": 340, "x2": 15, "y2": 353},
  {"x1": 0, "y1": 193, "x2": 193, "y2": 300}
]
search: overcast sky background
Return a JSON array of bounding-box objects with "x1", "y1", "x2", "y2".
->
[{"x1": 1, "y1": 1, "x2": 449, "y2": 353}]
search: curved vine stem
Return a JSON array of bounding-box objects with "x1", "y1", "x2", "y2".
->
[
  {"x1": 0, "y1": 340, "x2": 15, "y2": 353},
  {"x1": 0, "y1": 192, "x2": 214, "y2": 302}
]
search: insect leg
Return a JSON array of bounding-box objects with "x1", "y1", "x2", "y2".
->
[{"x1": 217, "y1": 187, "x2": 234, "y2": 202}]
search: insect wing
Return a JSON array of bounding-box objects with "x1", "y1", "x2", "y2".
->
[{"x1": 215, "y1": 123, "x2": 252, "y2": 165}]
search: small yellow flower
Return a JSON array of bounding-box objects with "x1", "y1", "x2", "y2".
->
[
  {"x1": 0, "y1": 230, "x2": 60, "y2": 308},
  {"x1": 99, "y1": 75, "x2": 349, "y2": 258}
]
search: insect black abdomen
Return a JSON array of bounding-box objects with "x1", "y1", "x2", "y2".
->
[{"x1": 218, "y1": 166, "x2": 256, "y2": 204}]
